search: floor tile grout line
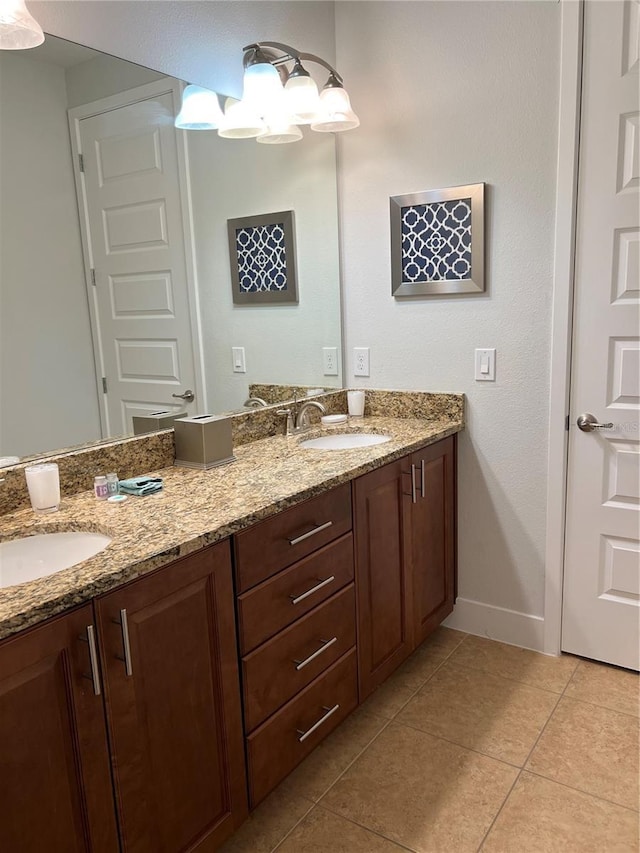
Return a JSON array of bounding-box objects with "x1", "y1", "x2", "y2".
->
[
  {"x1": 440, "y1": 655, "x2": 579, "y2": 697},
  {"x1": 475, "y1": 675, "x2": 570, "y2": 851},
  {"x1": 559, "y1": 692, "x2": 640, "y2": 721},
  {"x1": 269, "y1": 799, "x2": 316, "y2": 853},
  {"x1": 475, "y1": 768, "x2": 524, "y2": 853},
  {"x1": 314, "y1": 804, "x2": 419, "y2": 852},
  {"x1": 523, "y1": 768, "x2": 640, "y2": 814},
  {"x1": 391, "y1": 719, "x2": 526, "y2": 771},
  {"x1": 520, "y1": 671, "x2": 570, "y2": 771}
]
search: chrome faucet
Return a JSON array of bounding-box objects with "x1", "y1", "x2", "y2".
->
[
  {"x1": 295, "y1": 400, "x2": 326, "y2": 431},
  {"x1": 277, "y1": 399, "x2": 326, "y2": 436}
]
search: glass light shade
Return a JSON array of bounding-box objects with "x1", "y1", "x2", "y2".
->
[
  {"x1": 284, "y1": 75, "x2": 321, "y2": 124},
  {"x1": 242, "y1": 61, "x2": 283, "y2": 114},
  {"x1": 174, "y1": 85, "x2": 223, "y2": 130},
  {"x1": 310, "y1": 85, "x2": 360, "y2": 133},
  {"x1": 257, "y1": 117, "x2": 302, "y2": 145},
  {"x1": 0, "y1": 0, "x2": 44, "y2": 49},
  {"x1": 218, "y1": 97, "x2": 265, "y2": 139}
]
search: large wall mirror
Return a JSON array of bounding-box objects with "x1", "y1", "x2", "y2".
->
[{"x1": 0, "y1": 34, "x2": 342, "y2": 462}]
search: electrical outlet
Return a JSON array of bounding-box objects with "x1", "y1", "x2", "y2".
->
[
  {"x1": 323, "y1": 347, "x2": 338, "y2": 376},
  {"x1": 354, "y1": 347, "x2": 370, "y2": 377},
  {"x1": 232, "y1": 346, "x2": 246, "y2": 373}
]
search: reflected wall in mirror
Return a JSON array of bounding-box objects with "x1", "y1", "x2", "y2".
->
[{"x1": 0, "y1": 35, "x2": 342, "y2": 461}]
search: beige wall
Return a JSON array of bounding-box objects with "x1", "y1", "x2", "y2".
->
[
  {"x1": 0, "y1": 51, "x2": 100, "y2": 457},
  {"x1": 335, "y1": 1, "x2": 561, "y2": 648}
]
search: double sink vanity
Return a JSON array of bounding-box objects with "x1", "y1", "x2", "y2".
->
[{"x1": 0, "y1": 389, "x2": 463, "y2": 852}]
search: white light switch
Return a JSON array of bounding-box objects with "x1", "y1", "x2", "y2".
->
[
  {"x1": 475, "y1": 348, "x2": 496, "y2": 381},
  {"x1": 323, "y1": 347, "x2": 338, "y2": 376},
  {"x1": 354, "y1": 347, "x2": 370, "y2": 377},
  {"x1": 232, "y1": 346, "x2": 246, "y2": 373}
]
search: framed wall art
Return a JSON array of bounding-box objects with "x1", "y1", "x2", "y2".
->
[
  {"x1": 390, "y1": 183, "x2": 485, "y2": 296},
  {"x1": 227, "y1": 210, "x2": 298, "y2": 305}
]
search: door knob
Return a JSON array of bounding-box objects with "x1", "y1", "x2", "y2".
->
[
  {"x1": 577, "y1": 413, "x2": 614, "y2": 432},
  {"x1": 172, "y1": 389, "x2": 195, "y2": 403}
]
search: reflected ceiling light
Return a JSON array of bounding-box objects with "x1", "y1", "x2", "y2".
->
[
  {"x1": 174, "y1": 85, "x2": 223, "y2": 130},
  {"x1": 0, "y1": 0, "x2": 44, "y2": 50},
  {"x1": 218, "y1": 96, "x2": 265, "y2": 139}
]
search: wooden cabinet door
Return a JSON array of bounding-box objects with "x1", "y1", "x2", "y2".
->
[
  {"x1": 410, "y1": 436, "x2": 456, "y2": 647},
  {"x1": 353, "y1": 459, "x2": 413, "y2": 700},
  {"x1": 0, "y1": 604, "x2": 118, "y2": 853},
  {"x1": 95, "y1": 542, "x2": 247, "y2": 852}
]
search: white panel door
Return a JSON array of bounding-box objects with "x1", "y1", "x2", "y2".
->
[
  {"x1": 75, "y1": 83, "x2": 200, "y2": 436},
  {"x1": 562, "y1": 0, "x2": 640, "y2": 670}
]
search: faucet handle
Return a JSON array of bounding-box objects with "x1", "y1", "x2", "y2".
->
[{"x1": 276, "y1": 408, "x2": 295, "y2": 436}]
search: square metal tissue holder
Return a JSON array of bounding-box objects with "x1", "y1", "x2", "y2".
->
[{"x1": 174, "y1": 415, "x2": 235, "y2": 470}]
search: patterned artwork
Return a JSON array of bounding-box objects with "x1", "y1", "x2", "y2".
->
[
  {"x1": 236, "y1": 222, "x2": 287, "y2": 293},
  {"x1": 228, "y1": 211, "x2": 298, "y2": 304},
  {"x1": 391, "y1": 184, "x2": 485, "y2": 296},
  {"x1": 401, "y1": 199, "x2": 472, "y2": 282}
]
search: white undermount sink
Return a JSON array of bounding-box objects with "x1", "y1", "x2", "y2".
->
[
  {"x1": 299, "y1": 433, "x2": 392, "y2": 450},
  {"x1": 0, "y1": 531, "x2": 112, "y2": 589}
]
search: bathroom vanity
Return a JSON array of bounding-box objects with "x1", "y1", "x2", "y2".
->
[{"x1": 0, "y1": 397, "x2": 462, "y2": 851}]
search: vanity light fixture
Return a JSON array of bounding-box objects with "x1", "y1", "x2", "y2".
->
[
  {"x1": 174, "y1": 84, "x2": 224, "y2": 130},
  {"x1": 0, "y1": 0, "x2": 44, "y2": 50},
  {"x1": 176, "y1": 40, "x2": 359, "y2": 143}
]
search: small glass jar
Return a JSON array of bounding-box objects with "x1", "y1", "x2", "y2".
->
[
  {"x1": 106, "y1": 472, "x2": 119, "y2": 497},
  {"x1": 94, "y1": 475, "x2": 108, "y2": 500}
]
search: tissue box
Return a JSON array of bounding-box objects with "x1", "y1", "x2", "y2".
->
[
  {"x1": 132, "y1": 411, "x2": 187, "y2": 435},
  {"x1": 174, "y1": 414, "x2": 235, "y2": 470}
]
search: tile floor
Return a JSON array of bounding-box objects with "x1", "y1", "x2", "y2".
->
[{"x1": 221, "y1": 628, "x2": 640, "y2": 853}]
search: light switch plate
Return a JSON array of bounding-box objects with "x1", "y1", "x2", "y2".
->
[
  {"x1": 475, "y1": 348, "x2": 496, "y2": 381},
  {"x1": 354, "y1": 347, "x2": 370, "y2": 377},
  {"x1": 232, "y1": 346, "x2": 246, "y2": 373},
  {"x1": 323, "y1": 347, "x2": 339, "y2": 376}
]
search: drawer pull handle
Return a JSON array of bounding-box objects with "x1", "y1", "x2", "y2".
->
[
  {"x1": 294, "y1": 637, "x2": 338, "y2": 671},
  {"x1": 297, "y1": 703, "x2": 340, "y2": 743},
  {"x1": 113, "y1": 609, "x2": 133, "y2": 677},
  {"x1": 79, "y1": 624, "x2": 102, "y2": 696},
  {"x1": 288, "y1": 520, "x2": 333, "y2": 547},
  {"x1": 421, "y1": 458, "x2": 426, "y2": 499},
  {"x1": 290, "y1": 575, "x2": 335, "y2": 605}
]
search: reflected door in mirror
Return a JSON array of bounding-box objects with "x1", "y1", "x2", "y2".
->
[{"x1": 72, "y1": 80, "x2": 200, "y2": 436}]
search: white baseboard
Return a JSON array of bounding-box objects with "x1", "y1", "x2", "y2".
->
[{"x1": 444, "y1": 597, "x2": 546, "y2": 654}]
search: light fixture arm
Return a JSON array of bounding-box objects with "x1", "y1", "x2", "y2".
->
[{"x1": 242, "y1": 41, "x2": 344, "y2": 85}]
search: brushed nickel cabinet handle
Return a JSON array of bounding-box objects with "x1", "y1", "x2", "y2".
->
[
  {"x1": 86, "y1": 624, "x2": 102, "y2": 695},
  {"x1": 289, "y1": 575, "x2": 335, "y2": 605},
  {"x1": 79, "y1": 624, "x2": 102, "y2": 696},
  {"x1": 297, "y1": 703, "x2": 340, "y2": 742},
  {"x1": 288, "y1": 520, "x2": 333, "y2": 546},
  {"x1": 293, "y1": 637, "x2": 338, "y2": 671},
  {"x1": 113, "y1": 608, "x2": 133, "y2": 676},
  {"x1": 421, "y1": 458, "x2": 426, "y2": 499}
]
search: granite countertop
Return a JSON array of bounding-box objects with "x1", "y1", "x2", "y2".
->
[{"x1": 0, "y1": 415, "x2": 462, "y2": 640}]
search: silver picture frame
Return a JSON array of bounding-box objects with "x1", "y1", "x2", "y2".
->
[
  {"x1": 228, "y1": 210, "x2": 298, "y2": 305},
  {"x1": 390, "y1": 183, "x2": 485, "y2": 297}
]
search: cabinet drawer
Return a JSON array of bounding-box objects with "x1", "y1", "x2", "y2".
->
[
  {"x1": 234, "y1": 483, "x2": 352, "y2": 592},
  {"x1": 237, "y1": 533, "x2": 354, "y2": 654},
  {"x1": 247, "y1": 649, "x2": 357, "y2": 807},
  {"x1": 242, "y1": 585, "x2": 356, "y2": 732}
]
